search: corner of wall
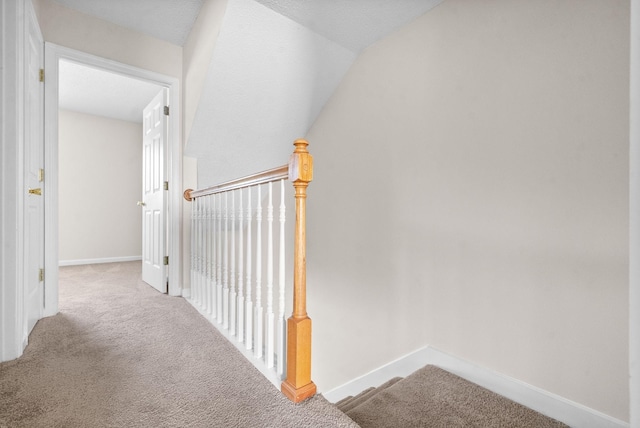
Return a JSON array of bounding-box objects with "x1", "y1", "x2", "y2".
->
[{"x1": 183, "y1": 0, "x2": 229, "y2": 145}]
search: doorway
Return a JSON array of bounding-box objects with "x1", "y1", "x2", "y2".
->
[
  {"x1": 57, "y1": 60, "x2": 162, "y2": 271},
  {"x1": 43, "y1": 44, "x2": 183, "y2": 318}
]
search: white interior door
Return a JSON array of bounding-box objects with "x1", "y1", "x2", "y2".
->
[
  {"x1": 25, "y1": 7, "x2": 45, "y2": 335},
  {"x1": 141, "y1": 89, "x2": 168, "y2": 293}
]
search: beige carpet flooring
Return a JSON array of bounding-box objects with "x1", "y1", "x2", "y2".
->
[
  {"x1": 344, "y1": 365, "x2": 568, "y2": 428},
  {"x1": 0, "y1": 262, "x2": 358, "y2": 428}
]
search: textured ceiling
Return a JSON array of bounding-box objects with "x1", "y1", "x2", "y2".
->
[
  {"x1": 185, "y1": 0, "x2": 357, "y2": 185},
  {"x1": 185, "y1": 0, "x2": 446, "y2": 186},
  {"x1": 52, "y1": 0, "x2": 445, "y2": 154},
  {"x1": 59, "y1": 60, "x2": 163, "y2": 123},
  {"x1": 51, "y1": 0, "x2": 443, "y2": 51},
  {"x1": 52, "y1": 0, "x2": 204, "y2": 46},
  {"x1": 254, "y1": 0, "x2": 444, "y2": 53}
]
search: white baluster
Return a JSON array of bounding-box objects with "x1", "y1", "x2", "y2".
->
[
  {"x1": 245, "y1": 186, "x2": 253, "y2": 350},
  {"x1": 223, "y1": 192, "x2": 230, "y2": 330},
  {"x1": 198, "y1": 198, "x2": 204, "y2": 307},
  {"x1": 211, "y1": 193, "x2": 217, "y2": 319},
  {"x1": 238, "y1": 188, "x2": 245, "y2": 343},
  {"x1": 195, "y1": 197, "x2": 201, "y2": 306},
  {"x1": 230, "y1": 191, "x2": 237, "y2": 336},
  {"x1": 266, "y1": 181, "x2": 275, "y2": 368},
  {"x1": 277, "y1": 179, "x2": 286, "y2": 376},
  {"x1": 208, "y1": 195, "x2": 215, "y2": 317},
  {"x1": 255, "y1": 185, "x2": 263, "y2": 359},
  {"x1": 190, "y1": 196, "x2": 196, "y2": 303},
  {"x1": 204, "y1": 195, "x2": 211, "y2": 316},
  {"x1": 199, "y1": 197, "x2": 204, "y2": 307},
  {"x1": 217, "y1": 192, "x2": 223, "y2": 324}
]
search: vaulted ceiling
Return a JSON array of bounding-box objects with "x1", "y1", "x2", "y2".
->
[
  {"x1": 52, "y1": 0, "x2": 442, "y2": 53},
  {"x1": 253, "y1": 0, "x2": 446, "y2": 54},
  {"x1": 186, "y1": 0, "x2": 444, "y2": 185},
  {"x1": 52, "y1": 0, "x2": 444, "y2": 184}
]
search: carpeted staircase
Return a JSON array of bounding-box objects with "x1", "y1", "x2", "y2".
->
[{"x1": 334, "y1": 365, "x2": 569, "y2": 428}]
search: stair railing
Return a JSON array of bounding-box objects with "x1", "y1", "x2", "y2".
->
[{"x1": 184, "y1": 139, "x2": 316, "y2": 403}]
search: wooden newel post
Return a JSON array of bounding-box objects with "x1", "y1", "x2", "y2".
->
[{"x1": 281, "y1": 139, "x2": 317, "y2": 403}]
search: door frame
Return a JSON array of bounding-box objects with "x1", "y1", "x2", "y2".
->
[
  {"x1": 24, "y1": 1, "x2": 44, "y2": 337},
  {"x1": 1, "y1": 0, "x2": 28, "y2": 361},
  {"x1": 43, "y1": 44, "x2": 183, "y2": 317},
  {"x1": 630, "y1": 0, "x2": 640, "y2": 425}
]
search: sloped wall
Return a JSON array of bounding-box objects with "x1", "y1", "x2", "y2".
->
[
  {"x1": 184, "y1": 0, "x2": 356, "y2": 187},
  {"x1": 305, "y1": 0, "x2": 629, "y2": 421},
  {"x1": 183, "y1": 0, "x2": 229, "y2": 145}
]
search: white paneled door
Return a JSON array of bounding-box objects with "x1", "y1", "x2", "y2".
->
[
  {"x1": 141, "y1": 89, "x2": 168, "y2": 293},
  {"x1": 25, "y1": 7, "x2": 45, "y2": 335}
]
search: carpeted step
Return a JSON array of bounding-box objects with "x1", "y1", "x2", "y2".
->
[
  {"x1": 336, "y1": 387, "x2": 376, "y2": 412},
  {"x1": 335, "y1": 395, "x2": 355, "y2": 409},
  {"x1": 338, "y1": 377, "x2": 403, "y2": 413},
  {"x1": 344, "y1": 365, "x2": 569, "y2": 428}
]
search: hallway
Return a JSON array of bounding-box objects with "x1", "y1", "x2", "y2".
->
[{"x1": 0, "y1": 262, "x2": 355, "y2": 427}]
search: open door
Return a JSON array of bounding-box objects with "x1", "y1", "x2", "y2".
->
[
  {"x1": 25, "y1": 5, "x2": 45, "y2": 335},
  {"x1": 141, "y1": 89, "x2": 168, "y2": 293}
]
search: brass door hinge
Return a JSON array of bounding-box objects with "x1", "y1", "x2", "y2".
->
[
  {"x1": 39, "y1": 69, "x2": 44, "y2": 83},
  {"x1": 38, "y1": 168, "x2": 44, "y2": 182},
  {"x1": 163, "y1": 256, "x2": 169, "y2": 266},
  {"x1": 164, "y1": 181, "x2": 169, "y2": 191},
  {"x1": 39, "y1": 268, "x2": 44, "y2": 282},
  {"x1": 163, "y1": 106, "x2": 170, "y2": 116}
]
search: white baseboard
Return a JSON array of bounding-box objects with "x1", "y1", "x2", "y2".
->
[
  {"x1": 322, "y1": 347, "x2": 432, "y2": 403},
  {"x1": 59, "y1": 256, "x2": 142, "y2": 266},
  {"x1": 323, "y1": 346, "x2": 629, "y2": 428}
]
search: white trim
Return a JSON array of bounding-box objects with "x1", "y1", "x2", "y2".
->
[
  {"x1": 1, "y1": 0, "x2": 27, "y2": 362},
  {"x1": 630, "y1": 0, "x2": 640, "y2": 426},
  {"x1": 322, "y1": 347, "x2": 432, "y2": 402},
  {"x1": 23, "y1": 0, "x2": 44, "y2": 342},
  {"x1": 44, "y1": 44, "x2": 183, "y2": 312},
  {"x1": 43, "y1": 44, "x2": 59, "y2": 317},
  {"x1": 323, "y1": 346, "x2": 629, "y2": 428},
  {"x1": 59, "y1": 256, "x2": 142, "y2": 267}
]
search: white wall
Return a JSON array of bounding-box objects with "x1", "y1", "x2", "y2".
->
[
  {"x1": 306, "y1": 0, "x2": 630, "y2": 422},
  {"x1": 33, "y1": 0, "x2": 182, "y2": 80},
  {"x1": 183, "y1": 0, "x2": 228, "y2": 145},
  {"x1": 58, "y1": 110, "x2": 142, "y2": 263},
  {"x1": 185, "y1": 0, "x2": 356, "y2": 187}
]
